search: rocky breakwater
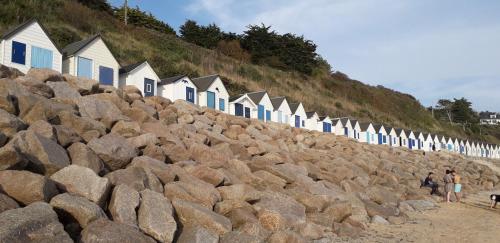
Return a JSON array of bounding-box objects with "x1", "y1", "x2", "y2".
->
[{"x1": 0, "y1": 66, "x2": 498, "y2": 242}]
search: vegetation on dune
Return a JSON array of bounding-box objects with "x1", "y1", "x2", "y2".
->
[{"x1": 0, "y1": 0, "x2": 498, "y2": 144}]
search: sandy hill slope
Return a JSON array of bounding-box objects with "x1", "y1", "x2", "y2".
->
[
  {"x1": 1, "y1": 0, "x2": 498, "y2": 144},
  {"x1": 0, "y1": 67, "x2": 499, "y2": 242}
]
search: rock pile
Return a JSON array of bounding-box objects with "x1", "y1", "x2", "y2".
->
[{"x1": 0, "y1": 66, "x2": 498, "y2": 242}]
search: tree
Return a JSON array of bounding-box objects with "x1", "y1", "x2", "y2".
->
[
  {"x1": 451, "y1": 97, "x2": 478, "y2": 130},
  {"x1": 179, "y1": 20, "x2": 223, "y2": 49},
  {"x1": 436, "y1": 99, "x2": 454, "y2": 124},
  {"x1": 114, "y1": 6, "x2": 175, "y2": 35}
]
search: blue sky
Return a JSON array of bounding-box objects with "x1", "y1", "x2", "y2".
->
[{"x1": 109, "y1": 0, "x2": 500, "y2": 111}]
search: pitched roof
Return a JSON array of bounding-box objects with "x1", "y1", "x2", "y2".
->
[
  {"x1": 289, "y1": 103, "x2": 300, "y2": 113},
  {"x1": 247, "y1": 91, "x2": 267, "y2": 105},
  {"x1": 1, "y1": 18, "x2": 61, "y2": 53},
  {"x1": 191, "y1": 74, "x2": 219, "y2": 92},
  {"x1": 349, "y1": 119, "x2": 359, "y2": 127},
  {"x1": 158, "y1": 74, "x2": 186, "y2": 86},
  {"x1": 306, "y1": 111, "x2": 317, "y2": 119},
  {"x1": 373, "y1": 124, "x2": 384, "y2": 133},
  {"x1": 229, "y1": 94, "x2": 244, "y2": 102},
  {"x1": 331, "y1": 118, "x2": 340, "y2": 126},
  {"x1": 340, "y1": 118, "x2": 350, "y2": 126},
  {"x1": 119, "y1": 61, "x2": 146, "y2": 75},
  {"x1": 359, "y1": 122, "x2": 373, "y2": 131},
  {"x1": 62, "y1": 34, "x2": 101, "y2": 57},
  {"x1": 270, "y1": 97, "x2": 286, "y2": 110},
  {"x1": 395, "y1": 128, "x2": 406, "y2": 136},
  {"x1": 318, "y1": 116, "x2": 329, "y2": 121}
]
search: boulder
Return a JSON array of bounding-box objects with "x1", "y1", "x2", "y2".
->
[
  {"x1": 138, "y1": 190, "x2": 177, "y2": 243},
  {"x1": 370, "y1": 215, "x2": 390, "y2": 225},
  {"x1": 186, "y1": 165, "x2": 226, "y2": 186},
  {"x1": 50, "y1": 165, "x2": 111, "y2": 206},
  {"x1": 63, "y1": 74, "x2": 99, "y2": 95},
  {"x1": 172, "y1": 199, "x2": 232, "y2": 236},
  {"x1": 0, "y1": 108, "x2": 27, "y2": 138},
  {"x1": 253, "y1": 192, "x2": 306, "y2": 231},
  {"x1": 109, "y1": 184, "x2": 140, "y2": 227},
  {"x1": 77, "y1": 96, "x2": 128, "y2": 129},
  {"x1": 0, "y1": 170, "x2": 58, "y2": 205},
  {"x1": 267, "y1": 230, "x2": 306, "y2": 243},
  {"x1": 177, "y1": 225, "x2": 219, "y2": 243},
  {"x1": 53, "y1": 125, "x2": 82, "y2": 147},
  {"x1": 20, "y1": 130, "x2": 70, "y2": 175},
  {"x1": 142, "y1": 144, "x2": 167, "y2": 162},
  {"x1": 87, "y1": 133, "x2": 138, "y2": 171},
  {"x1": 401, "y1": 200, "x2": 438, "y2": 211},
  {"x1": 0, "y1": 202, "x2": 72, "y2": 242},
  {"x1": 27, "y1": 120, "x2": 55, "y2": 140},
  {"x1": 0, "y1": 193, "x2": 19, "y2": 213},
  {"x1": 164, "y1": 181, "x2": 221, "y2": 208},
  {"x1": 16, "y1": 76, "x2": 54, "y2": 98},
  {"x1": 105, "y1": 166, "x2": 163, "y2": 193},
  {"x1": 323, "y1": 200, "x2": 353, "y2": 223},
  {"x1": 50, "y1": 193, "x2": 107, "y2": 228},
  {"x1": 0, "y1": 132, "x2": 6, "y2": 147},
  {"x1": 217, "y1": 184, "x2": 261, "y2": 202},
  {"x1": 81, "y1": 219, "x2": 156, "y2": 243},
  {"x1": 189, "y1": 143, "x2": 230, "y2": 167},
  {"x1": 111, "y1": 120, "x2": 141, "y2": 138},
  {"x1": 363, "y1": 200, "x2": 399, "y2": 219},
  {"x1": 57, "y1": 111, "x2": 106, "y2": 141},
  {"x1": 0, "y1": 64, "x2": 23, "y2": 79},
  {"x1": 0, "y1": 139, "x2": 28, "y2": 170},
  {"x1": 67, "y1": 142, "x2": 104, "y2": 174},
  {"x1": 127, "y1": 133, "x2": 159, "y2": 149},
  {"x1": 26, "y1": 68, "x2": 64, "y2": 82},
  {"x1": 46, "y1": 81, "x2": 82, "y2": 100},
  {"x1": 0, "y1": 77, "x2": 28, "y2": 114}
]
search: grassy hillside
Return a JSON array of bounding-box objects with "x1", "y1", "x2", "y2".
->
[{"x1": 1, "y1": 0, "x2": 498, "y2": 144}]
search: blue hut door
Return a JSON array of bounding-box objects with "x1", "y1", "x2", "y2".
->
[
  {"x1": 389, "y1": 135, "x2": 392, "y2": 146},
  {"x1": 244, "y1": 107, "x2": 251, "y2": 118},
  {"x1": 294, "y1": 115, "x2": 300, "y2": 128},
  {"x1": 186, "y1": 87, "x2": 195, "y2": 103},
  {"x1": 344, "y1": 127, "x2": 348, "y2": 136},
  {"x1": 77, "y1": 57, "x2": 92, "y2": 79},
  {"x1": 378, "y1": 133, "x2": 382, "y2": 144},
  {"x1": 98, "y1": 66, "x2": 113, "y2": 85},
  {"x1": 409, "y1": 139, "x2": 413, "y2": 149},
  {"x1": 219, "y1": 98, "x2": 225, "y2": 111},
  {"x1": 366, "y1": 133, "x2": 370, "y2": 144},
  {"x1": 207, "y1": 91, "x2": 215, "y2": 108},
  {"x1": 265, "y1": 110, "x2": 271, "y2": 121},
  {"x1": 257, "y1": 105, "x2": 264, "y2": 121},
  {"x1": 11, "y1": 41, "x2": 26, "y2": 65},
  {"x1": 143, "y1": 78, "x2": 155, "y2": 97},
  {"x1": 235, "y1": 103, "x2": 243, "y2": 116},
  {"x1": 31, "y1": 46, "x2": 53, "y2": 69}
]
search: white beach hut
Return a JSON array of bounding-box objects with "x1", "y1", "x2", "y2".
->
[
  {"x1": 373, "y1": 124, "x2": 388, "y2": 145},
  {"x1": 270, "y1": 96, "x2": 292, "y2": 124},
  {"x1": 350, "y1": 119, "x2": 361, "y2": 140},
  {"x1": 192, "y1": 74, "x2": 229, "y2": 113},
  {"x1": 305, "y1": 111, "x2": 319, "y2": 131},
  {"x1": 395, "y1": 129, "x2": 408, "y2": 147},
  {"x1": 62, "y1": 34, "x2": 120, "y2": 87},
  {"x1": 359, "y1": 122, "x2": 376, "y2": 144},
  {"x1": 229, "y1": 93, "x2": 257, "y2": 119},
  {"x1": 157, "y1": 75, "x2": 197, "y2": 104},
  {"x1": 318, "y1": 116, "x2": 333, "y2": 133},
  {"x1": 247, "y1": 91, "x2": 274, "y2": 122},
  {"x1": 289, "y1": 102, "x2": 307, "y2": 128},
  {"x1": 119, "y1": 61, "x2": 159, "y2": 97}
]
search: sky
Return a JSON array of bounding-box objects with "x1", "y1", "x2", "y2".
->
[{"x1": 109, "y1": 0, "x2": 500, "y2": 111}]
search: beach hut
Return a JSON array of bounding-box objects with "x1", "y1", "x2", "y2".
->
[
  {"x1": 421, "y1": 133, "x2": 434, "y2": 152},
  {"x1": 440, "y1": 136, "x2": 448, "y2": 151},
  {"x1": 270, "y1": 96, "x2": 292, "y2": 124},
  {"x1": 373, "y1": 124, "x2": 388, "y2": 145},
  {"x1": 62, "y1": 34, "x2": 120, "y2": 87},
  {"x1": 432, "y1": 135, "x2": 441, "y2": 151},
  {"x1": 305, "y1": 111, "x2": 319, "y2": 131},
  {"x1": 157, "y1": 75, "x2": 197, "y2": 104},
  {"x1": 318, "y1": 116, "x2": 333, "y2": 133},
  {"x1": 464, "y1": 140, "x2": 472, "y2": 156},
  {"x1": 470, "y1": 142, "x2": 477, "y2": 157},
  {"x1": 119, "y1": 61, "x2": 159, "y2": 97},
  {"x1": 1, "y1": 19, "x2": 62, "y2": 73},
  {"x1": 415, "y1": 132, "x2": 426, "y2": 150},
  {"x1": 386, "y1": 127, "x2": 399, "y2": 147},
  {"x1": 359, "y1": 122, "x2": 376, "y2": 144},
  {"x1": 395, "y1": 129, "x2": 408, "y2": 147},
  {"x1": 331, "y1": 119, "x2": 343, "y2": 136},
  {"x1": 337, "y1": 118, "x2": 353, "y2": 138},
  {"x1": 406, "y1": 130, "x2": 417, "y2": 150},
  {"x1": 458, "y1": 140, "x2": 465, "y2": 155},
  {"x1": 289, "y1": 102, "x2": 307, "y2": 128},
  {"x1": 446, "y1": 138, "x2": 454, "y2": 152},
  {"x1": 453, "y1": 138, "x2": 460, "y2": 154},
  {"x1": 350, "y1": 119, "x2": 361, "y2": 140},
  {"x1": 229, "y1": 93, "x2": 257, "y2": 119},
  {"x1": 247, "y1": 91, "x2": 274, "y2": 122},
  {"x1": 191, "y1": 74, "x2": 229, "y2": 113}
]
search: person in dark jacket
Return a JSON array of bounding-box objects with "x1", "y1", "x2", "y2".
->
[{"x1": 421, "y1": 172, "x2": 438, "y2": 195}]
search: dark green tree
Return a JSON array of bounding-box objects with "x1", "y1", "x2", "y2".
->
[
  {"x1": 114, "y1": 6, "x2": 175, "y2": 35},
  {"x1": 179, "y1": 20, "x2": 223, "y2": 49}
]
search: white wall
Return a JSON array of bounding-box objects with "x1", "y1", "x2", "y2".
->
[
  {"x1": 119, "y1": 62, "x2": 159, "y2": 97},
  {"x1": 159, "y1": 77, "x2": 198, "y2": 103},
  {"x1": 197, "y1": 77, "x2": 229, "y2": 113},
  {"x1": 272, "y1": 100, "x2": 292, "y2": 124},
  {"x1": 64, "y1": 38, "x2": 120, "y2": 87},
  {"x1": 290, "y1": 104, "x2": 307, "y2": 128},
  {"x1": 359, "y1": 126, "x2": 376, "y2": 144},
  {"x1": 229, "y1": 95, "x2": 257, "y2": 118},
  {"x1": 305, "y1": 113, "x2": 319, "y2": 131},
  {"x1": 1, "y1": 22, "x2": 62, "y2": 73}
]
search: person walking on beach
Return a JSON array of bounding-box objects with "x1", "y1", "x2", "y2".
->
[
  {"x1": 443, "y1": 170, "x2": 454, "y2": 203},
  {"x1": 452, "y1": 170, "x2": 461, "y2": 202}
]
